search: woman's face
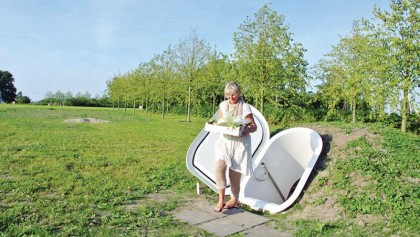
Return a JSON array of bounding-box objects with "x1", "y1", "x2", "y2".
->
[{"x1": 226, "y1": 93, "x2": 239, "y2": 104}]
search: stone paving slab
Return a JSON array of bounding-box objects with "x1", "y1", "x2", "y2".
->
[
  {"x1": 173, "y1": 196, "x2": 291, "y2": 237},
  {"x1": 243, "y1": 225, "x2": 293, "y2": 237},
  {"x1": 223, "y1": 210, "x2": 270, "y2": 228},
  {"x1": 198, "y1": 218, "x2": 246, "y2": 237},
  {"x1": 174, "y1": 209, "x2": 218, "y2": 225},
  {"x1": 219, "y1": 207, "x2": 244, "y2": 216}
]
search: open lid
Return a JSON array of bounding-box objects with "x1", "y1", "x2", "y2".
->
[
  {"x1": 185, "y1": 105, "x2": 270, "y2": 194},
  {"x1": 240, "y1": 127, "x2": 323, "y2": 213}
]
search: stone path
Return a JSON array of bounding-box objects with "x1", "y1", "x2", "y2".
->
[{"x1": 173, "y1": 197, "x2": 291, "y2": 237}]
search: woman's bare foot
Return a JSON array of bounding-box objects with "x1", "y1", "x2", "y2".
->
[
  {"x1": 224, "y1": 198, "x2": 239, "y2": 209},
  {"x1": 214, "y1": 201, "x2": 225, "y2": 212}
]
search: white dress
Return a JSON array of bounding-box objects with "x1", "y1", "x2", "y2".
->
[{"x1": 215, "y1": 100, "x2": 252, "y2": 175}]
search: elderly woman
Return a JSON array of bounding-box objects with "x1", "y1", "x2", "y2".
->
[{"x1": 212, "y1": 82, "x2": 257, "y2": 212}]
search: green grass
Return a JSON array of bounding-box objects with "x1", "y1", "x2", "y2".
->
[
  {"x1": 331, "y1": 128, "x2": 419, "y2": 236},
  {"x1": 279, "y1": 122, "x2": 419, "y2": 237},
  {"x1": 0, "y1": 105, "x2": 205, "y2": 236},
  {"x1": 1, "y1": 105, "x2": 419, "y2": 236}
]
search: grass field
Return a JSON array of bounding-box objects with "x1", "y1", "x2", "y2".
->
[
  {"x1": 1, "y1": 104, "x2": 419, "y2": 236},
  {"x1": 0, "y1": 105, "x2": 206, "y2": 236}
]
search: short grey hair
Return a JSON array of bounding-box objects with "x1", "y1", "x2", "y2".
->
[{"x1": 224, "y1": 82, "x2": 241, "y2": 98}]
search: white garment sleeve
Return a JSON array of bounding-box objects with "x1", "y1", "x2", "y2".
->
[
  {"x1": 219, "y1": 101, "x2": 228, "y2": 117},
  {"x1": 242, "y1": 103, "x2": 252, "y2": 118}
]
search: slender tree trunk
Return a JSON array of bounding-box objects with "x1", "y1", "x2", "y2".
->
[
  {"x1": 187, "y1": 84, "x2": 191, "y2": 122},
  {"x1": 261, "y1": 97, "x2": 264, "y2": 114},
  {"x1": 133, "y1": 98, "x2": 136, "y2": 115},
  {"x1": 401, "y1": 87, "x2": 408, "y2": 133},
  {"x1": 145, "y1": 97, "x2": 148, "y2": 116},
  {"x1": 162, "y1": 94, "x2": 165, "y2": 118},
  {"x1": 352, "y1": 97, "x2": 356, "y2": 123},
  {"x1": 185, "y1": 101, "x2": 188, "y2": 117},
  {"x1": 212, "y1": 93, "x2": 216, "y2": 115},
  {"x1": 260, "y1": 89, "x2": 264, "y2": 114},
  {"x1": 124, "y1": 95, "x2": 127, "y2": 113}
]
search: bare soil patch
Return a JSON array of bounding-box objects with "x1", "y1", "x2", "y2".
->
[
  {"x1": 64, "y1": 118, "x2": 110, "y2": 123},
  {"x1": 123, "y1": 190, "x2": 180, "y2": 212},
  {"x1": 285, "y1": 125, "x2": 381, "y2": 223}
]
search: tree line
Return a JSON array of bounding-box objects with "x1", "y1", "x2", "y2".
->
[
  {"x1": 106, "y1": 5, "x2": 311, "y2": 122},
  {"x1": 105, "y1": 1, "x2": 419, "y2": 133},
  {"x1": 38, "y1": 91, "x2": 111, "y2": 107},
  {"x1": 315, "y1": 0, "x2": 419, "y2": 133},
  {"x1": 1, "y1": 1, "x2": 418, "y2": 134}
]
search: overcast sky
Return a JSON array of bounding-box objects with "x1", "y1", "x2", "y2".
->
[{"x1": 0, "y1": 0, "x2": 390, "y2": 101}]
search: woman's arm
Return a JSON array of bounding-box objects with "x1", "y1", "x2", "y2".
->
[
  {"x1": 242, "y1": 113, "x2": 257, "y2": 137},
  {"x1": 208, "y1": 107, "x2": 224, "y2": 124},
  {"x1": 207, "y1": 105, "x2": 223, "y2": 124}
]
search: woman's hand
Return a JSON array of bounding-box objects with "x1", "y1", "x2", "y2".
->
[{"x1": 240, "y1": 124, "x2": 254, "y2": 137}]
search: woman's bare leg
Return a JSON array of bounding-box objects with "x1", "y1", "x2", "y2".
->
[
  {"x1": 215, "y1": 188, "x2": 225, "y2": 212},
  {"x1": 214, "y1": 160, "x2": 227, "y2": 212},
  {"x1": 225, "y1": 169, "x2": 241, "y2": 208}
]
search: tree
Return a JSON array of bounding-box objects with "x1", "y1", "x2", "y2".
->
[
  {"x1": 373, "y1": 0, "x2": 420, "y2": 133},
  {"x1": 149, "y1": 46, "x2": 177, "y2": 118},
  {"x1": 106, "y1": 76, "x2": 119, "y2": 109},
  {"x1": 316, "y1": 58, "x2": 347, "y2": 120},
  {"x1": 44, "y1": 91, "x2": 54, "y2": 100},
  {"x1": 316, "y1": 21, "x2": 376, "y2": 123},
  {"x1": 173, "y1": 29, "x2": 211, "y2": 122},
  {"x1": 55, "y1": 90, "x2": 65, "y2": 106},
  {"x1": 106, "y1": 73, "x2": 127, "y2": 111},
  {"x1": 15, "y1": 91, "x2": 31, "y2": 104},
  {"x1": 135, "y1": 62, "x2": 154, "y2": 116},
  {"x1": 65, "y1": 91, "x2": 73, "y2": 105},
  {"x1": 233, "y1": 4, "x2": 308, "y2": 114},
  {"x1": 126, "y1": 69, "x2": 140, "y2": 115},
  {"x1": 0, "y1": 70, "x2": 17, "y2": 103},
  {"x1": 197, "y1": 50, "x2": 230, "y2": 115}
]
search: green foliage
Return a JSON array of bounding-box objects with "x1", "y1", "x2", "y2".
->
[
  {"x1": 99, "y1": 1, "x2": 420, "y2": 134},
  {"x1": 39, "y1": 91, "x2": 110, "y2": 107},
  {"x1": 373, "y1": 0, "x2": 420, "y2": 133},
  {"x1": 294, "y1": 220, "x2": 345, "y2": 237},
  {"x1": 371, "y1": 112, "x2": 420, "y2": 135},
  {"x1": 264, "y1": 104, "x2": 306, "y2": 126},
  {"x1": 105, "y1": 4, "x2": 310, "y2": 123},
  {"x1": 0, "y1": 70, "x2": 17, "y2": 103},
  {"x1": 0, "y1": 105, "x2": 203, "y2": 236},
  {"x1": 1, "y1": 105, "x2": 419, "y2": 236},
  {"x1": 332, "y1": 129, "x2": 419, "y2": 234},
  {"x1": 407, "y1": 112, "x2": 420, "y2": 135},
  {"x1": 314, "y1": 0, "x2": 419, "y2": 132},
  {"x1": 28, "y1": 1, "x2": 419, "y2": 134},
  {"x1": 15, "y1": 91, "x2": 31, "y2": 104},
  {"x1": 279, "y1": 122, "x2": 419, "y2": 236},
  {"x1": 191, "y1": 103, "x2": 214, "y2": 118},
  {"x1": 233, "y1": 3, "x2": 308, "y2": 114}
]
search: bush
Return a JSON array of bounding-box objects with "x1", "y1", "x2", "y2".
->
[
  {"x1": 264, "y1": 105, "x2": 307, "y2": 126},
  {"x1": 383, "y1": 113, "x2": 401, "y2": 129},
  {"x1": 407, "y1": 112, "x2": 420, "y2": 135}
]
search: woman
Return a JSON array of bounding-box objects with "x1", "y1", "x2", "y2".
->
[{"x1": 212, "y1": 82, "x2": 257, "y2": 212}]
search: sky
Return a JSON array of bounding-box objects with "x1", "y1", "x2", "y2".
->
[{"x1": 0, "y1": 0, "x2": 391, "y2": 102}]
